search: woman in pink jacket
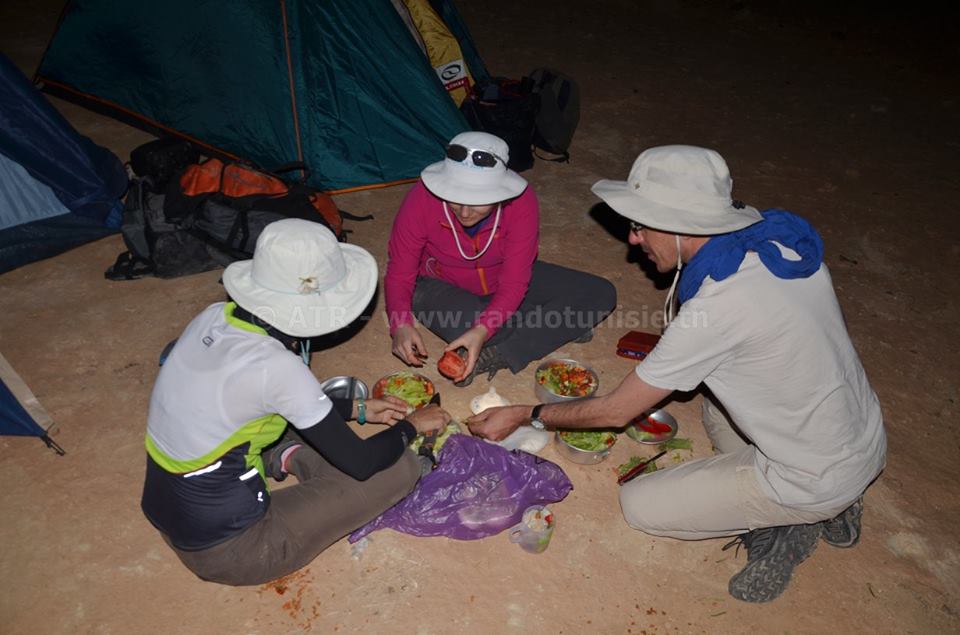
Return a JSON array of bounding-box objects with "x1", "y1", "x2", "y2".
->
[{"x1": 385, "y1": 131, "x2": 616, "y2": 385}]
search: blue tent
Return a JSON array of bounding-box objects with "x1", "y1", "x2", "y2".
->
[
  {"x1": 0, "y1": 354, "x2": 64, "y2": 454},
  {"x1": 36, "y1": 0, "x2": 486, "y2": 193},
  {"x1": 0, "y1": 53, "x2": 127, "y2": 274}
]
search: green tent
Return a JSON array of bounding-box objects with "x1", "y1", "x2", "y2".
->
[{"x1": 37, "y1": 0, "x2": 486, "y2": 192}]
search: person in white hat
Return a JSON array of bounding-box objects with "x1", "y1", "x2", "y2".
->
[
  {"x1": 467, "y1": 145, "x2": 886, "y2": 603},
  {"x1": 141, "y1": 219, "x2": 450, "y2": 586},
  {"x1": 385, "y1": 131, "x2": 616, "y2": 385}
]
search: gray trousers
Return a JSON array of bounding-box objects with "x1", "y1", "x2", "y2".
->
[
  {"x1": 618, "y1": 396, "x2": 853, "y2": 540},
  {"x1": 167, "y1": 442, "x2": 419, "y2": 586},
  {"x1": 412, "y1": 260, "x2": 617, "y2": 372}
]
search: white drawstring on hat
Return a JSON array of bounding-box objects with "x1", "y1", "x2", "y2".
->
[
  {"x1": 663, "y1": 234, "x2": 683, "y2": 327},
  {"x1": 442, "y1": 201, "x2": 502, "y2": 261}
]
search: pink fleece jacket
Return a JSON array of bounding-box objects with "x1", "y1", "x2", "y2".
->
[{"x1": 384, "y1": 181, "x2": 539, "y2": 339}]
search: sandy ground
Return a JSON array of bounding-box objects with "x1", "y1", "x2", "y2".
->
[{"x1": 1, "y1": 1, "x2": 958, "y2": 633}]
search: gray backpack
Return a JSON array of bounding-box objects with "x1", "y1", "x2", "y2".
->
[{"x1": 529, "y1": 68, "x2": 580, "y2": 162}]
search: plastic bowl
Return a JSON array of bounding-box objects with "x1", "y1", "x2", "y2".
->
[
  {"x1": 372, "y1": 372, "x2": 436, "y2": 409},
  {"x1": 554, "y1": 430, "x2": 617, "y2": 465},
  {"x1": 533, "y1": 358, "x2": 599, "y2": 404},
  {"x1": 625, "y1": 408, "x2": 678, "y2": 445}
]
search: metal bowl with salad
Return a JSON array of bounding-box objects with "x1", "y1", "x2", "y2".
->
[
  {"x1": 554, "y1": 430, "x2": 618, "y2": 464},
  {"x1": 372, "y1": 371, "x2": 436, "y2": 409},
  {"x1": 534, "y1": 358, "x2": 599, "y2": 404}
]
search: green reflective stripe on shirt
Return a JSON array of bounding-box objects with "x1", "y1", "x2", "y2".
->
[
  {"x1": 223, "y1": 301, "x2": 267, "y2": 335},
  {"x1": 145, "y1": 413, "x2": 288, "y2": 475}
]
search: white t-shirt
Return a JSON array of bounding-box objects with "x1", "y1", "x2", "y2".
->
[
  {"x1": 636, "y1": 250, "x2": 886, "y2": 511},
  {"x1": 147, "y1": 302, "x2": 332, "y2": 462}
]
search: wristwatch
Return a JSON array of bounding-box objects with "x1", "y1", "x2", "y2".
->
[{"x1": 529, "y1": 404, "x2": 547, "y2": 430}]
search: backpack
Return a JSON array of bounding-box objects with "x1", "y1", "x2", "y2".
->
[
  {"x1": 128, "y1": 137, "x2": 200, "y2": 192},
  {"x1": 104, "y1": 177, "x2": 228, "y2": 280},
  {"x1": 529, "y1": 68, "x2": 580, "y2": 162},
  {"x1": 105, "y1": 159, "x2": 366, "y2": 280},
  {"x1": 459, "y1": 77, "x2": 539, "y2": 172}
]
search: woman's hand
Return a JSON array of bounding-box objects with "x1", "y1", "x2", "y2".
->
[
  {"x1": 405, "y1": 404, "x2": 451, "y2": 435},
  {"x1": 466, "y1": 405, "x2": 527, "y2": 441},
  {"x1": 445, "y1": 325, "x2": 488, "y2": 381},
  {"x1": 391, "y1": 324, "x2": 428, "y2": 367},
  {"x1": 359, "y1": 396, "x2": 409, "y2": 425}
]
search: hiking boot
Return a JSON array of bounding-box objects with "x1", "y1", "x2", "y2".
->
[
  {"x1": 723, "y1": 523, "x2": 822, "y2": 603},
  {"x1": 455, "y1": 345, "x2": 509, "y2": 387},
  {"x1": 821, "y1": 496, "x2": 863, "y2": 548},
  {"x1": 262, "y1": 433, "x2": 304, "y2": 482}
]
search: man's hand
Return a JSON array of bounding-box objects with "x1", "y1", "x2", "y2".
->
[
  {"x1": 406, "y1": 404, "x2": 452, "y2": 435},
  {"x1": 466, "y1": 404, "x2": 528, "y2": 441},
  {"x1": 391, "y1": 324, "x2": 428, "y2": 366},
  {"x1": 360, "y1": 396, "x2": 409, "y2": 425},
  {"x1": 445, "y1": 325, "x2": 488, "y2": 381}
]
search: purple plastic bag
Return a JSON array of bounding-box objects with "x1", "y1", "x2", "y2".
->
[{"x1": 349, "y1": 434, "x2": 573, "y2": 542}]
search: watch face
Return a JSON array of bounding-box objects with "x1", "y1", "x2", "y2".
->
[{"x1": 530, "y1": 418, "x2": 545, "y2": 430}]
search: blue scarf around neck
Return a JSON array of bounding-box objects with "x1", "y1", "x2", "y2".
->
[{"x1": 677, "y1": 209, "x2": 824, "y2": 304}]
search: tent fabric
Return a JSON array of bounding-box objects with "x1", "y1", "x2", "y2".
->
[
  {"x1": 0, "y1": 52, "x2": 126, "y2": 274},
  {"x1": 0, "y1": 152, "x2": 69, "y2": 231},
  {"x1": 0, "y1": 378, "x2": 47, "y2": 439},
  {"x1": 37, "y1": 0, "x2": 483, "y2": 193},
  {"x1": 0, "y1": 54, "x2": 126, "y2": 223},
  {"x1": 402, "y1": 0, "x2": 475, "y2": 106},
  {"x1": 0, "y1": 353, "x2": 64, "y2": 454},
  {"x1": 427, "y1": 0, "x2": 489, "y2": 84}
]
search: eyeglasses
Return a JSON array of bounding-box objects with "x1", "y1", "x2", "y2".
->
[
  {"x1": 445, "y1": 144, "x2": 506, "y2": 168},
  {"x1": 629, "y1": 221, "x2": 644, "y2": 234}
]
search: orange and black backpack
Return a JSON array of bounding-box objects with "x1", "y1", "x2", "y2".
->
[{"x1": 106, "y1": 155, "x2": 369, "y2": 280}]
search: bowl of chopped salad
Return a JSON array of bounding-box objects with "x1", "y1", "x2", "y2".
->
[
  {"x1": 554, "y1": 430, "x2": 618, "y2": 464},
  {"x1": 372, "y1": 371, "x2": 436, "y2": 409},
  {"x1": 534, "y1": 358, "x2": 599, "y2": 404}
]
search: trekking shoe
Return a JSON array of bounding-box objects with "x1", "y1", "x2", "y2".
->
[
  {"x1": 723, "y1": 523, "x2": 822, "y2": 603},
  {"x1": 454, "y1": 345, "x2": 509, "y2": 387},
  {"x1": 262, "y1": 435, "x2": 304, "y2": 482},
  {"x1": 821, "y1": 496, "x2": 863, "y2": 548}
]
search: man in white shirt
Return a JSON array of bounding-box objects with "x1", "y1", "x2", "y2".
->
[{"x1": 467, "y1": 146, "x2": 886, "y2": 603}]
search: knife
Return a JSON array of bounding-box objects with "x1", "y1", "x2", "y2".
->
[{"x1": 617, "y1": 450, "x2": 667, "y2": 485}]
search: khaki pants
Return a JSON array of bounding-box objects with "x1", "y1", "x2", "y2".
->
[
  {"x1": 168, "y1": 443, "x2": 420, "y2": 586},
  {"x1": 618, "y1": 396, "x2": 850, "y2": 540}
]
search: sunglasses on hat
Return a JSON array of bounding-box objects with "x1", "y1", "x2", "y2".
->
[
  {"x1": 445, "y1": 144, "x2": 506, "y2": 168},
  {"x1": 629, "y1": 221, "x2": 644, "y2": 234}
]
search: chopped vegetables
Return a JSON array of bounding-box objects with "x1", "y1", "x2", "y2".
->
[
  {"x1": 409, "y1": 422, "x2": 461, "y2": 454},
  {"x1": 558, "y1": 430, "x2": 616, "y2": 452},
  {"x1": 616, "y1": 455, "x2": 660, "y2": 477},
  {"x1": 373, "y1": 372, "x2": 435, "y2": 408},
  {"x1": 659, "y1": 436, "x2": 692, "y2": 451},
  {"x1": 536, "y1": 362, "x2": 597, "y2": 398}
]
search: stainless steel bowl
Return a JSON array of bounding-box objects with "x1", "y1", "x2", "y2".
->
[
  {"x1": 533, "y1": 358, "x2": 599, "y2": 404},
  {"x1": 318, "y1": 376, "x2": 369, "y2": 400},
  {"x1": 553, "y1": 430, "x2": 617, "y2": 465},
  {"x1": 625, "y1": 408, "x2": 678, "y2": 445}
]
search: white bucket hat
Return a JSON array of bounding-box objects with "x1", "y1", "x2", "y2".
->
[
  {"x1": 591, "y1": 145, "x2": 762, "y2": 235},
  {"x1": 420, "y1": 131, "x2": 528, "y2": 205},
  {"x1": 222, "y1": 219, "x2": 377, "y2": 338}
]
